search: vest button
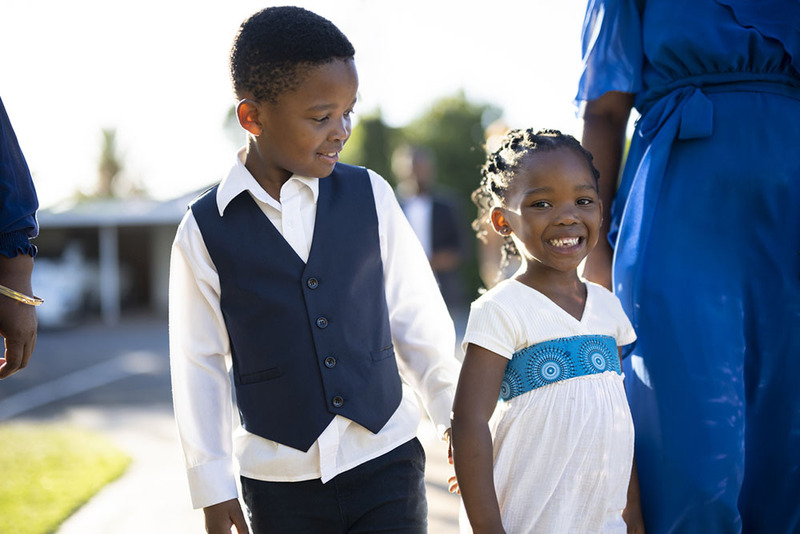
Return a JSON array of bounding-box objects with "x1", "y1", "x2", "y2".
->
[
  {"x1": 307, "y1": 277, "x2": 319, "y2": 289},
  {"x1": 332, "y1": 396, "x2": 344, "y2": 408},
  {"x1": 316, "y1": 317, "x2": 328, "y2": 329},
  {"x1": 324, "y1": 356, "x2": 337, "y2": 368}
]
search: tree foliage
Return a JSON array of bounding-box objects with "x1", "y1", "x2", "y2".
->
[
  {"x1": 97, "y1": 128, "x2": 122, "y2": 198},
  {"x1": 341, "y1": 109, "x2": 400, "y2": 182},
  {"x1": 343, "y1": 91, "x2": 503, "y2": 301},
  {"x1": 402, "y1": 91, "x2": 500, "y2": 202},
  {"x1": 88, "y1": 128, "x2": 145, "y2": 199}
]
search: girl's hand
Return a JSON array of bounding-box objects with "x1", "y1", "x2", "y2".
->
[
  {"x1": 623, "y1": 458, "x2": 645, "y2": 533},
  {"x1": 623, "y1": 504, "x2": 645, "y2": 534}
]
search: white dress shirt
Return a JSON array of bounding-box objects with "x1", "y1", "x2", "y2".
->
[{"x1": 169, "y1": 149, "x2": 459, "y2": 509}]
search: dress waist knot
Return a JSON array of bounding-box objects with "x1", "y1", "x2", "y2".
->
[{"x1": 637, "y1": 71, "x2": 800, "y2": 125}]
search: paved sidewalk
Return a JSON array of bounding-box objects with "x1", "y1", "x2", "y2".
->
[
  {"x1": 53, "y1": 405, "x2": 460, "y2": 533},
  {"x1": 55, "y1": 405, "x2": 206, "y2": 532},
  {"x1": 2, "y1": 316, "x2": 462, "y2": 532}
]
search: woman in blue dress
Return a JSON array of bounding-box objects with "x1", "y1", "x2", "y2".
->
[{"x1": 576, "y1": 1, "x2": 800, "y2": 532}]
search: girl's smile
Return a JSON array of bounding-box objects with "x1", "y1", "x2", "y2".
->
[
  {"x1": 548, "y1": 236, "x2": 582, "y2": 247},
  {"x1": 545, "y1": 235, "x2": 586, "y2": 256}
]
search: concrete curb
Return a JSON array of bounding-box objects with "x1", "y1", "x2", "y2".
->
[{"x1": 50, "y1": 404, "x2": 460, "y2": 533}]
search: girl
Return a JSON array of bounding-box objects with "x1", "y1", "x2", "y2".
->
[{"x1": 450, "y1": 129, "x2": 644, "y2": 533}]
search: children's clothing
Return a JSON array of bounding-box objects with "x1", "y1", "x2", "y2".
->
[
  {"x1": 169, "y1": 149, "x2": 458, "y2": 509},
  {"x1": 459, "y1": 279, "x2": 636, "y2": 533},
  {"x1": 190, "y1": 163, "x2": 402, "y2": 452},
  {"x1": 241, "y1": 437, "x2": 427, "y2": 532},
  {"x1": 500, "y1": 334, "x2": 622, "y2": 400}
]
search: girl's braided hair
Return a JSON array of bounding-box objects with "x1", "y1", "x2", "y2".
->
[{"x1": 471, "y1": 128, "x2": 600, "y2": 272}]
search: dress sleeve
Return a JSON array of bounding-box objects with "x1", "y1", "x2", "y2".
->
[
  {"x1": 574, "y1": 0, "x2": 645, "y2": 105},
  {"x1": 462, "y1": 297, "x2": 517, "y2": 360},
  {"x1": 0, "y1": 97, "x2": 38, "y2": 258}
]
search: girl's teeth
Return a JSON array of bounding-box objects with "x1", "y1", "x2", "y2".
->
[{"x1": 550, "y1": 237, "x2": 579, "y2": 247}]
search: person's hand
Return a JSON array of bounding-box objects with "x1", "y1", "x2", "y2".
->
[
  {"x1": 623, "y1": 459, "x2": 645, "y2": 534},
  {"x1": 448, "y1": 473, "x2": 460, "y2": 495},
  {"x1": 203, "y1": 498, "x2": 249, "y2": 534},
  {"x1": 0, "y1": 254, "x2": 37, "y2": 379},
  {"x1": 0, "y1": 297, "x2": 36, "y2": 379},
  {"x1": 444, "y1": 427, "x2": 460, "y2": 494},
  {"x1": 623, "y1": 502, "x2": 645, "y2": 534}
]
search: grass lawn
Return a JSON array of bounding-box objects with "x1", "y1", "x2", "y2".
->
[{"x1": 0, "y1": 422, "x2": 131, "y2": 534}]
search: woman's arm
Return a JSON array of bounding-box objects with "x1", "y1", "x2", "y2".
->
[
  {"x1": 0, "y1": 253, "x2": 36, "y2": 378},
  {"x1": 580, "y1": 91, "x2": 635, "y2": 290},
  {"x1": 451, "y1": 343, "x2": 509, "y2": 534}
]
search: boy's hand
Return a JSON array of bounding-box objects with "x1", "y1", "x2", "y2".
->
[
  {"x1": 204, "y1": 499, "x2": 249, "y2": 534},
  {"x1": 444, "y1": 427, "x2": 453, "y2": 464},
  {"x1": 443, "y1": 427, "x2": 460, "y2": 494},
  {"x1": 448, "y1": 474, "x2": 460, "y2": 495}
]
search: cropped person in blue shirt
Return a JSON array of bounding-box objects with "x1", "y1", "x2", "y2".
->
[
  {"x1": 577, "y1": 0, "x2": 800, "y2": 532},
  {"x1": 0, "y1": 97, "x2": 40, "y2": 379}
]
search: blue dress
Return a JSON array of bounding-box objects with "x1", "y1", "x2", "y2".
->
[
  {"x1": 576, "y1": 1, "x2": 800, "y2": 532},
  {"x1": 0, "y1": 97, "x2": 38, "y2": 258}
]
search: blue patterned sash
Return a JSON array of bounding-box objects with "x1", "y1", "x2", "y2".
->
[{"x1": 500, "y1": 335, "x2": 621, "y2": 401}]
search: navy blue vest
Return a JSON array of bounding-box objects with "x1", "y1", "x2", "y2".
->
[{"x1": 191, "y1": 163, "x2": 402, "y2": 452}]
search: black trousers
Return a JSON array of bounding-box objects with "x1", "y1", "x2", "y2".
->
[{"x1": 241, "y1": 438, "x2": 428, "y2": 533}]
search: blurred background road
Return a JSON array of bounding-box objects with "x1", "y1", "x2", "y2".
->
[{"x1": 0, "y1": 315, "x2": 460, "y2": 533}]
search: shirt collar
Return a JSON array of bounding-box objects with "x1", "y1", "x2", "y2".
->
[{"x1": 215, "y1": 148, "x2": 320, "y2": 216}]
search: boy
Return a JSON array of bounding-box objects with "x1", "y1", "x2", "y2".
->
[{"x1": 169, "y1": 7, "x2": 459, "y2": 533}]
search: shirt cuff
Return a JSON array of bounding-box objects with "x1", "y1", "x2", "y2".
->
[
  {"x1": 0, "y1": 230, "x2": 36, "y2": 258},
  {"x1": 424, "y1": 386, "x2": 456, "y2": 439},
  {"x1": 186, "y1": 457, "x2": 239, "y2": 510}
]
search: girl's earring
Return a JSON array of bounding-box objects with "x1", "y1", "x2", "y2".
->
[{"x1": 500, "y1": 226, "x2": 511, "y2": 235}]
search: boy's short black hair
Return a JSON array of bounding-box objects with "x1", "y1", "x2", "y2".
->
[{"x1": 230, "y1": 6, "x2": 355, "y2": 103}]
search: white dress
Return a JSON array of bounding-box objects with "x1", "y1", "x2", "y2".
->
[{"x1": 459, "y1": 279, "x2": 637, "y2": 533}]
